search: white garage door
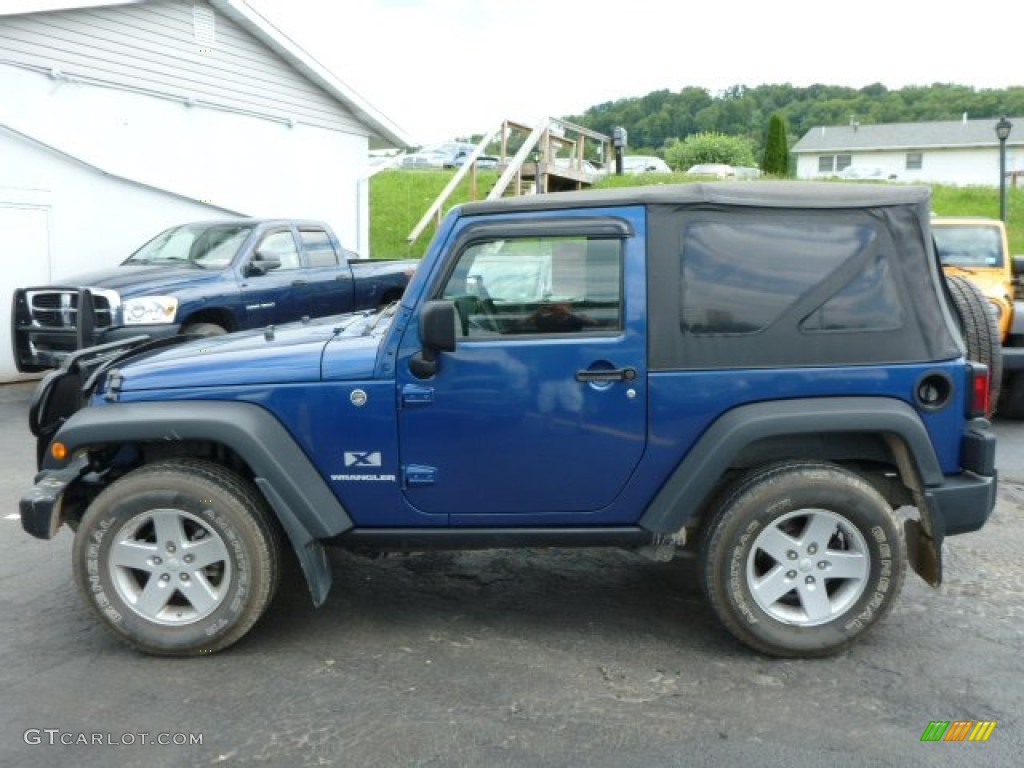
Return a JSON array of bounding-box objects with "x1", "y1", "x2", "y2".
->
[{"x1": 0, "y1": 205, "x2": 51, "y2": 381}]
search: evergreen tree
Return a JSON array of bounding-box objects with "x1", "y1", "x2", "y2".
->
[{"x1": 762, "y1": 114, "x2": 790, "y2": 176}]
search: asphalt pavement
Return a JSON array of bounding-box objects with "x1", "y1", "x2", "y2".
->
[{"x1": 0, "y1": 381, "x2": 1021, "y2": 768}]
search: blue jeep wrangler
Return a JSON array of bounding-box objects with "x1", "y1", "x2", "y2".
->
[{"x1": 20, "y1": 183, "x2": 997, "y2": 658}]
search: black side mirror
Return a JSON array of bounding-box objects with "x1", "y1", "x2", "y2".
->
[
  {"x1": 410, "y1": 301, "x2": 456, "y2": 379},
  {"x1": 246, "y1": 251, "x2": 282, "y2": 276},
  {"x1": 1012, "y1": 255, "x2": 1024, "y2": 276}
]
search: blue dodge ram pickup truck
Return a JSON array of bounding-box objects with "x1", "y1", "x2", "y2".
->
[
  {"x1": 20, "y1": 183, "x2": 998, "y2": 658},
  {"x1": 11, "y1": 218, "x2": 416, "y2": 372}
]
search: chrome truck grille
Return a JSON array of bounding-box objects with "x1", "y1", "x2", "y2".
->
[{"x1": 25, "y1": 290, "x2": 115, "y2": 329}]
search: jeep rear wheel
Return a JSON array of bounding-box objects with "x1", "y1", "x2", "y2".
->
[
  {"x1": 946, "y1": 274, "x2": 1001, "y2": 416},
  {"x1": 72, "y1": 459, "x2": 280, "y2": 656},
  {"x1": 700, "y1": 461, "x2": 906, "y2": 657}
]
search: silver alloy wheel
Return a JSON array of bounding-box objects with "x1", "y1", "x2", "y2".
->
[
  {"x1": 108, "y1": 508, "x2": 232, "y2": 626},
  {"x1": 746, "y1": 508, "x2": 870, "y2": 626}
]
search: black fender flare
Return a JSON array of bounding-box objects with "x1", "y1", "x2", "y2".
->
[
  {"x1": 639, "y1": 397, "x2": 942, "y2": 533},
  {"x1": 45, "y1": 400, "x2": 351, "y2": 606}
]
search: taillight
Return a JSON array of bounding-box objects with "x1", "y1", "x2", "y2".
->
[{"x1": 968, "y1": 361, "x2": 990, "y2": 419}]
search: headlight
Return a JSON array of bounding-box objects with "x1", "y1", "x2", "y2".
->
[{"x1": 122, "y1": 296, "x2": 178, "y2": 325}]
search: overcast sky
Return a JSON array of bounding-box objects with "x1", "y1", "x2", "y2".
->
[{"x1": 247, "y1": 0, "x2": 1021, "y2": 146}]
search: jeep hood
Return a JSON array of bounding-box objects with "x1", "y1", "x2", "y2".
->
[
  {"x1": 109, "y1": 317, "x2": 382, "y2": 392},
  {"x1": 62, "y1": 264, "x2": 222, "y2": 295}
]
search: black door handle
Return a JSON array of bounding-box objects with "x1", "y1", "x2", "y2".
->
[
  {"x1": 575, "y1": 367, "x2": 637, "y2": 383},
  {"x1": 291, "y1": 279, "x2": 307, "y2": 287}
]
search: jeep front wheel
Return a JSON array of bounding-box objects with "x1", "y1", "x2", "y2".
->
[
  {"x1": 72, "y1": 459, "x2": 280, "y2": 656},
  {"x1": 700, "y1": 461, "x2": 906, "y2": 657}
]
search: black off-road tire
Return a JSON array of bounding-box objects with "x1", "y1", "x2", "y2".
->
[
  {"x1": 72, "y1": 459, "x2": 281, "y2": 656},
  {"x1": 946, "y1": 274, "x2": 1002, "y2": 416},
  {"x1": 700, "y1": 461, "x2": 906, "y2": 658}
]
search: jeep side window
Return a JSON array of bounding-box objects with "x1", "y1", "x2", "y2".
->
[{"x1": 440, "y1": 236, "x2": 622, "y2": 337}]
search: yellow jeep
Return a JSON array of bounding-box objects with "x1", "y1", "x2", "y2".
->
[{"x1": 932, "y1": 216, "x2": 1023, "y2": 417}]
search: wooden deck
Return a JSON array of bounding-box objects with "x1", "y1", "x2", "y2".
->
[{"x1": 406, "y1": 118, "x2": 612, "y2": 246}]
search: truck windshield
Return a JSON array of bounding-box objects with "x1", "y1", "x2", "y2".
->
[
  {"x1": 933, "y1": 225, "x2": 1003, "y2": 268},
  {"x1": 124, "y1": 223, "x2": 255, "y2": 268}
]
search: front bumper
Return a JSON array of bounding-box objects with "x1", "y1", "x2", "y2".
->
[{"x1": 20, "y1": 456, "x2": 89, "y2": 539}]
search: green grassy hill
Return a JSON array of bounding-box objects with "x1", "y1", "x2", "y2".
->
[{"x1": 370, "y1": 170, "x2": 1022, "y2": 260}]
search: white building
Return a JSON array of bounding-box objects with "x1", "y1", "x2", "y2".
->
[
  {"x1": 792, "y1": 116, "x2": 1023, "y2": 185},
  {"x1": 0, "y1": 0, "x2": 410, "y2": 380}
]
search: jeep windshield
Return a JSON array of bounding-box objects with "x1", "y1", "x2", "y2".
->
[
  {"x1": 123, "y1": 223, "x2": 255, "y2": 268},
  {"x1": 932, "y1": 225, "x2": 1004, "y2": 268}
]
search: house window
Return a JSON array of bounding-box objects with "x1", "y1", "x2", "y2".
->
[
  {"x1": 906, "y1": 152, "x2": 923, "y2": 170},
  {"x1": 818, "y1": 155, "x2": 852, "y2": 173}
]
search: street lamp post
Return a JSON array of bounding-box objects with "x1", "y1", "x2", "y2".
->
[{"x1": 995, "y1": 116, "x2": 1012, "y2": 222}]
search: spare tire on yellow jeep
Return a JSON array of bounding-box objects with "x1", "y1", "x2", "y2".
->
[{"x1": 946, "y1": 274, "x2": 1001, "y2": 417}]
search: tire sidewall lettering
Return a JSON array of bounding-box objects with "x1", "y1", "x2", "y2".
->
[
  {"x1": 705, "y1": 465, "x2": 906, "y2": 655},
  {"x1": 76, "y1": 478, "x2": 255, "y2": 650}
]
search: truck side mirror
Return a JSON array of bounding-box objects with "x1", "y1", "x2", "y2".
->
[
  {"x1": 410, "y1": 301, "x2": 456, "y2": 379},
  {"x1": 247, "y1": 250, "x2": 282, "y2": 276},
  {"x1": 1012, "y1": 255, "x2": 1024, "y2": 276}
]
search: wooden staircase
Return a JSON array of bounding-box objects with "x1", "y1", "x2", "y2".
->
[{"x1": 406, "y1": 118, "x2": 611, "y2": 247}]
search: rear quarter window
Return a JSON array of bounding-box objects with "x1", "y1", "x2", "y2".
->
[{"x1": 680, "y1": 220, "x2": 902, "y2": 335}]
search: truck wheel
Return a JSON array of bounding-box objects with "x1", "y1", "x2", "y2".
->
[
  {"x1": 946, "y1": 275, "x2": 1001, "y2": 416},
  {"x1": 72, "y1": 459, "x2": 280, "y2": 656},
  {"x1": 700, "y1": 461, "x2": 906, "y2": 658},
  {"x1": 182, "y1": 322, "x2": 227, "y2": 337}
]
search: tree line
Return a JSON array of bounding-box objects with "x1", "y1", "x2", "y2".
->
[{"x1": 563, "y1": 83, "x2": 1024, "y2": 159}]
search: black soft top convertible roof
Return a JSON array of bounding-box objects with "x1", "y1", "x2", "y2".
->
[{"x1": 458, "y1": 181, "x2": 931, "y2": 216}]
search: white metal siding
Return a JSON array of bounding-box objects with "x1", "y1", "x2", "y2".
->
[{"x1": 0, "y1": 0, "x2": 366, "y2": 134}]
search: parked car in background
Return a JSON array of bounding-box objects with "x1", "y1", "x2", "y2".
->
[
  {"x1": 402, "y1": 142, "x2": 479, "y2": 169},
  {"x1": 686, "y1": 163, "x2": 735, "y2": 178},
  {"x1": 837, "y1": 166, "x2": 898, "y2": 182},
  {"x1": 553, "y1": 157, "x2": 606, "y2": 177},
  {"x1": 732, "y1": 166, "x2": 763, "y2": 179},
  {"x1": 452, "y1": 152, "x2": 500, "y2": 169},
  {"x1": 622, "y1": 156, "x2": 671, "y2": 174},
  {"x1": 400, "y1": 149, "x2": 446, "y2": 169}
]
